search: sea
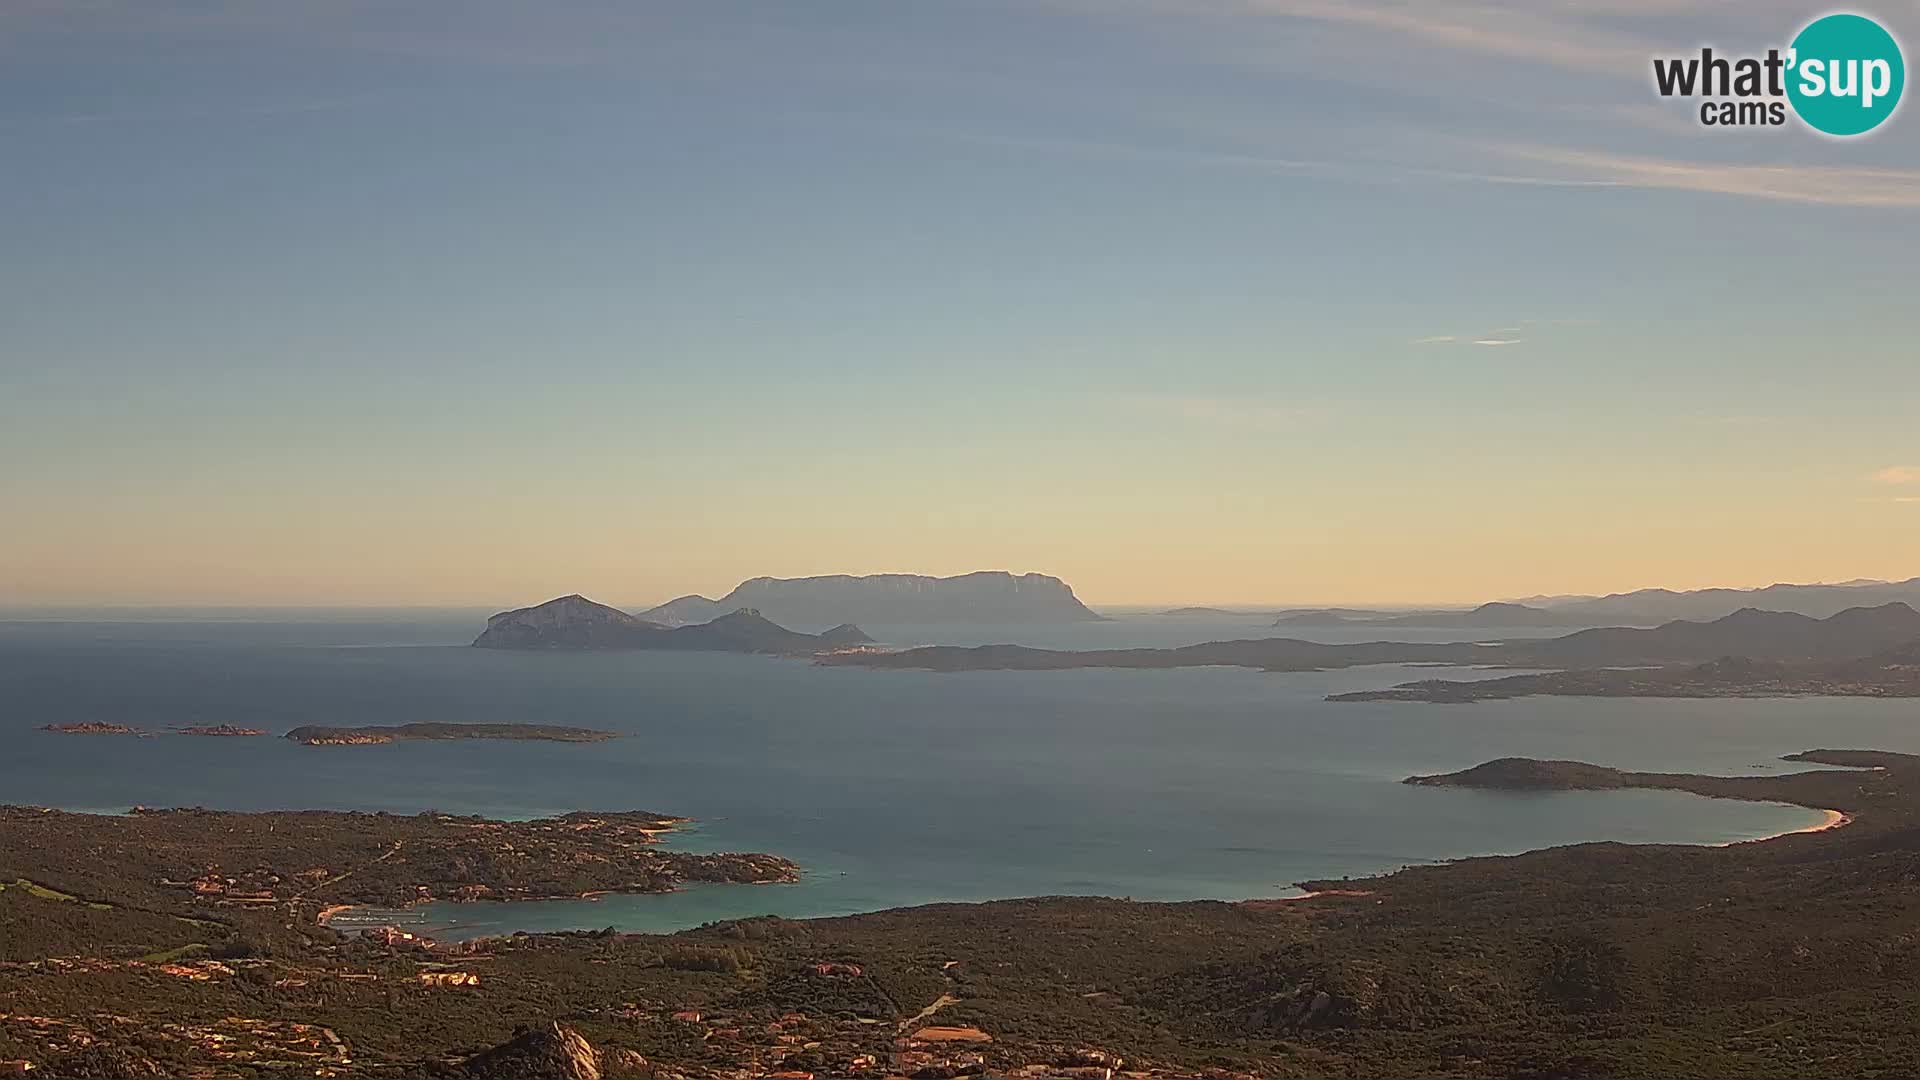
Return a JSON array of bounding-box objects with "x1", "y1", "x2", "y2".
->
[{"x1": 4, "y1": 608, "x2": 1915, "y2": 939}]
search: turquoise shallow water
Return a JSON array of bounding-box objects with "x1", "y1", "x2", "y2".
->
[{"x1": 3, "y1": 612, "x2": 1909, "y2": 937}]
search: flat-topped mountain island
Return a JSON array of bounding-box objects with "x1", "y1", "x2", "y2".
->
[{"x1": 637, "y1": 570, "x2": 1105, "y2": 627}]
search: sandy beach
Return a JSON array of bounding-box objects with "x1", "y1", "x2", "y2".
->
[{"x1": 1713, "y1": 807, "x2": 1851, "y2": 847}]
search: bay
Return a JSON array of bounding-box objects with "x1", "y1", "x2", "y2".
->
[{"x1": 3, "y1": 611, "x2": 1906, "y2": 938}]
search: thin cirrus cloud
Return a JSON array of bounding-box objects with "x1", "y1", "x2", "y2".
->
[
  {"x1": 1412, "y1": 329, "x2": 1523, "y2": 346},
  {"x1": 1211, "y1": 0, "x2": 1658, "y2": 75},
  {"x1": 1483, "y1": 145, "x2": 1920, "y2": 209},
  {"x1": 1872, "y1": 466, "x2": 1920, "y2": 485},
  {"x1": 1092, "y1": 1, "x2": 1920, "y2": 211},
  {"x1": 1188, "y1": 0, "x2": 1846, "y2": 80}
]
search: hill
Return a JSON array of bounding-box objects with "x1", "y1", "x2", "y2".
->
[
  {"x1": 1506, "y1": 602, "x2": 1920, "y2": 667},
  {"x1": 1404, "y1": 757, "x2": 1630, "y2": 789},
  {"x1": 472, "y1": 595, "x2": 871, "y2": 654},
  {"x1": 637, "y1": 571, "x2": 1103, "y2": 627}
]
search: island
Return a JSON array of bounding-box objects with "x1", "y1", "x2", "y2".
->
[
  {"x1": 636, "y1": 570, "x2": 1106, "y2": 627},
  {"x1": 39, "y1": 722, "x2": 143, "y2": 735},
  {"x1": 0, "y1": 805, "x2": 793, "y2": 919},
  {"x1": 285, "y1": 722, "x2": 620, "y2": 746},
  {"x1": 472, "y1": 595, "x2": 872, "y2": 653},
  {"x1": 176, "y1": 724, "x2": 266, "y2": 737},
  {"x1": 5, "y1": 751, "x2": 1919, "y2": 1078}
]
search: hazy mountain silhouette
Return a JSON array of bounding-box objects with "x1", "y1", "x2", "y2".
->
[
  {"x1": 472, "y1": 595, "x2": 870, "y2": 654},
  {"x1": 1272, "y1": 601, "x2": 1641, "y2": 629},
  {"x1": 827, "y1": 603, "x2": 1920, "y2": 673},
  {"x1": 636, "y1": 571, "x2": 1102, "y2": 627},
  {"x1": 1528, "y1": 577, "x2": 1920, "y2": 621}
]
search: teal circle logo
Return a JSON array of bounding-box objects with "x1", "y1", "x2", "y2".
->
[{"x1": 1787, "y1": 13, "x2": 1905, "y2": 136}]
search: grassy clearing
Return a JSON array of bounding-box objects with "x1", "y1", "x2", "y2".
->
[
  {"x1": 138, "y1": 942, "x2": 211, "y2": 964},
  {"x1": 0, "y1": 878, "x2": 112, "y2": 909}
]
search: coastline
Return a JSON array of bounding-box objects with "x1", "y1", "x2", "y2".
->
[
  {"x1": 1713, "y1": 806, "x2": 1851, "y2": 847},
  {"x1": 324, "y1": 794, "x2": 1848, "y2": 941},
  {"x1": 307, "y1": 788, "x2": 1860, "y2": 938}
]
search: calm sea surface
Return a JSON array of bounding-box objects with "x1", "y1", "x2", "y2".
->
[{"x1": 4, "y1": 610, "x2": 1914, "y2": 938}]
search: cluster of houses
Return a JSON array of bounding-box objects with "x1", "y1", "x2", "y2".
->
[{"x1": 0, "y1": 1011, "x2": 350, "y2": 1075}]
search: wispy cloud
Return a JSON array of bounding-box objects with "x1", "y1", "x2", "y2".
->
[
  {"x1": 1413, "y1": 327, "x2": 1526, "y2": 347},
  {"x1": 1483, "y1": 145, "x2": 1920, "y2": 209},
  {"x1": 1217, "y1": 0, "x2": 1657, "y2": 76},
  {"x1": 1871, "y1": 466, "x2": 1920, "y2": 485}
]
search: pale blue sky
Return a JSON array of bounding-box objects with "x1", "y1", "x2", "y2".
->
[{"x1": 3, "y1": 1, "x2": 1918, "y2": 606}]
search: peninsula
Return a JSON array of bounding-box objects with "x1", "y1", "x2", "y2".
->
[
  {"x1": 823, "y1": 602, "x2": 1920, "y2": 674},
  {"x1": 1333, "y1": 643, "x2": 1920, "y2": 703},
  {"x1": 0, "y1": 805, "x2": 794, "y2": 917}
]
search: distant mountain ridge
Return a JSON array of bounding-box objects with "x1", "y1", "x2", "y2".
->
[
  {"x1": 1510, "y1": 602, "x2": 1920, "y2": 667},
  {"x1": 1272, "y1": 601, "x2": 1641, "y2": 629},
  {"x1": 1527, "y1": 576, "x2": 1920, "y2": 621},
  {"x1": 471, "y1": 595, "x2": 870, "y2": 654},
  {"x1": 1331, "y1": 637, "x2": 1920, "y2": 704},
  {"x1": 824, "y1": 602, "x2": 1920, "y2": 674},
  {"x1": 636, "y1": 571, "x2": 1103, "y2": 628}
]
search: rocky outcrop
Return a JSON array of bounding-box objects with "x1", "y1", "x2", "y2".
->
[
  {"x1": 461, "y1": 1022, "x2": 648, "y2": 1080},
  {"x1": 40, "y1": 722, "x2": 143, "y2": 735}
]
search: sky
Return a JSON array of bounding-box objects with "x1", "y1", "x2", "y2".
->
[{"x1": 3, "y1": 0, "x2": 1918, "y2": 609}]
